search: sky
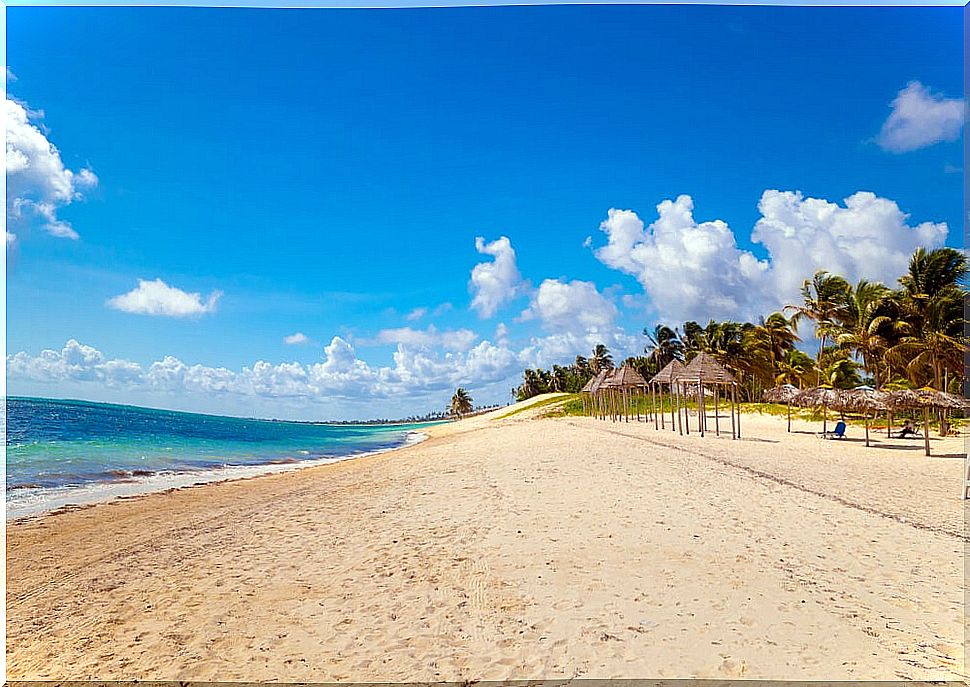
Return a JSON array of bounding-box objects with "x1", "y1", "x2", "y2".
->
[{"x1": 5, "y1": 5, "x2": 965, "y2": 420}]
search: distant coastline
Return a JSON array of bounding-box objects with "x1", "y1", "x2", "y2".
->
[{"x1": 3, "y1": 395, "x2": 477, "y2": 426}]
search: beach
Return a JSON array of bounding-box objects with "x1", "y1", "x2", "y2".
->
[{"x1": 6, "y1": 396, "x2": 966, "y2": 680}]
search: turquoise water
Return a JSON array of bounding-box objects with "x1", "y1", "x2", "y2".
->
[{"x1": 6, "y1": 397, "x2": 433, "y2": 518}]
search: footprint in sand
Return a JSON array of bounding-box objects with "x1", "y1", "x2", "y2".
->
[{"x1": 718, "y1": 657, "x2": 748, "y2": 677}]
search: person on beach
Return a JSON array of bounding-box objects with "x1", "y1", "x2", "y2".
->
[{"x1": 894, "y1": 420, "x2": 918, "y2": 438}]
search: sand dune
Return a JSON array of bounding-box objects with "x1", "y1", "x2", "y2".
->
[{"x1": 7, "y1": 397, "x2": 966, "y2": 680}]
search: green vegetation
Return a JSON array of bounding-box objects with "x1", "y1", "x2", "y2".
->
[
  {"x1": 495, "y1": 393, "x2": 570, "y2": 419},
  {"x1": 514, "y1": 247, "x2": 967, "y2": 403},
  {"x1": 449, "y1": 387, "x2": 473, "y2": 418}
]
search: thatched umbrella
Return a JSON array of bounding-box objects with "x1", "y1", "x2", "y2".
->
[
  {"x1": 649, "y1": 360, "x2": 685, "y2": 432},
  {"x1": 793, "y1": 386, "x2": 847, "y2": 436},
  {"x1": 887, "y1": 388, "x2": 968, "y2": 456},
  {"x1": 603, "y1": 364, "x2": 648, "y2": 423},
  {"x1": 585, "y1": 370, "x2": 611, "y2": 419},
  {"x1": 841, "y1": 387, "x2": 889, "y2": 447},
  {"x1": 763, "y1": 384, "x2": 799, "y2": 432},
  {"x1": 682, "y1": 352, "x2": 739, "y2": 439}
]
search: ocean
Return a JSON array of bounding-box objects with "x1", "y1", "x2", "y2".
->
[{"x1": 5, "y1": 397, "x2": 434, "y2": 520}]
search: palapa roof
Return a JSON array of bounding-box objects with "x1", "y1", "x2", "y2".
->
[
  {"x1": 603, "y1": 364, "x2": 648, "y2": 388},
  {"x1": 763, "y1": 384, "x2": 800, "y2": 403},
  {"x1": 649, "y1": 359, "x2": 685, "y2": 385},
  {"x1": 586, "y1": 369, "x2": 611, "y2": 394},
  {"x1": 840, "y1": 388, "x2": 889, "y2": 412},
  {"x1": 792, "y1": 386, "x2": 847, "y2": 409},
  {"x1": 887, "y1": 388, "x2": 969, "y2": 410},
  {"x1": 682, "y1": 351, "x2": 737, "y2": 384}
]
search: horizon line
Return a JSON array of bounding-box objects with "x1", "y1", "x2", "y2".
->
[
  {"x1": 6, "y1": 1, "x2": 965, "y2": 8},
  {"x1": 6, "y1": 394, "x2": 458, "y2": 426}
]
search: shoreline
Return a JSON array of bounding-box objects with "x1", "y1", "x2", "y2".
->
[
  {"x1": 8, "y1": 396, "x2": 964, "y2": 681},
  {"x1": 6, "y1": 429, "x2": 431, "y2": 522}
]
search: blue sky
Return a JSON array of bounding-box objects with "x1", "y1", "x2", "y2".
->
[{"x1": 6, "y1": 5, "x2": 965, "y2": 419}]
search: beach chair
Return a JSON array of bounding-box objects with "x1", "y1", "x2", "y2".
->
[{"x1": 821, "y1": 421, "x2": 846, "y2": 440}]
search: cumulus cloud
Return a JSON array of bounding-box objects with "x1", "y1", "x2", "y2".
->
[
  {"x1": 405, "y1": 307, "x2": 428, "y2": 321},
  {"x1": 594, "y1": 199, "x2": 769, "y2": 322},
  {"x1": 495, "y1": 322, "x2": 510, "y2": 348},
  {"x1": 521, "y1": 278, "x2": 618, "y2": 333},
  {"x1": 517, "y1": 278, "x2": 635, "y2": 366},
  {"x1": 6, "y1": 96, "x2": 97, "y2": 245},
  {"x1": 7, "y1": 340, "x2": 138, "y2": 387},
  {"x1": 877, "y1": 81, "x2": 964, "y2": 153},
  {"x1": 469, "y1": 236, "x2": 525, "y2": 318},
  {"x1": 593, "y1": 191, "x2": 948, "y2": 323},
  {"x1": 752, "y1": 189, "x2": 947, "y2": 303},
  {"x1": 8, "y1": 336, "x2": 522, "y2": 404},
  {"x1": 107, "y1": 279, "x2": 222, "y2": 318},
  {"x1": 375, "y1": 325, "x2": 478, "y2": 352},
  {"x1": 284, "y1": 332, "x2": 310, "y2": 345}
]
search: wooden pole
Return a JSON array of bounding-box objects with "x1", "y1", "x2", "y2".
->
[
  {"x1": 787, "y1": 403, "x2": 791, "y2": 432},
  {"x1": 653, "y1": 385, "x2": 659, "y2": 430},
  {"x1": 669, "y1": 382, "x2": 680, "y2": 432},
  {"x1": 677, "y1": 383, "x2": 684, "y2": 435},
  {"x1": 923, "y1": 406, "x2": 931, "y2": 456},
  {"x1": 730, "y1": 383, "x2": 736, "y2": 439},
  {"x1": 734, "y1": 385, "x2": 741, "y2": 438},
  {"x1": 864, "y1": 413, "x2": 870, "y2": 447},
  {"x1": 887, "y1": 412, "x2": 892, "y2": 438},
  {"x1": 714, "y1": 385, "x2": 720, "y2": 436},
  {"x1": 698, "y1": 377, "x2": 705, "y2": 438}
]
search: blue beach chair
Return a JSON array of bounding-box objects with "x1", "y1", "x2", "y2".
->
[{"x1": 821, "y1": 421, "x2": 846, "y2": 439}]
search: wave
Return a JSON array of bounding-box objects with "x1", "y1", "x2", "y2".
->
[{"x1": 7, "y1": 431, "x2": 429, "y2": 521}]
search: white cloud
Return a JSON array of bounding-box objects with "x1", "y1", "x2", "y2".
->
[
  {"x1": 594, "y1": 199, "x2": 769, "y2": 322},
  {"x1": 405, "y1": 307, "x2": 428, "y2": 321},
  {"x1": 8, "y1": 336, "x2": 521, "y2": 405},
  {"x1": 877, "y1": 81, "x2": 964, "y2": 153},
  {"x1": 521, "y1": 278, "x2": 618, "y2": 333},
  {"x1": 593, "y1": 191, "x2": 948, "y2": 323},
  {"x1": 495, "y1": 322, "x2": 510, "y2": 348},
  {"x1": 6, "y1": 96, "x2": 97, "y2": 245},
  {"x1": 518, "y1": 278, "x2": 635, "y2": 367},
  {"x1": 7, "y1": 340, "x2": 139, "y2": 387},
  {"x1": 469, "y1": 236, "x2": 525, "y2": 318},
  {"x1": 284, "y1": 332, "x2": 310, "y2": 345},
  {"x1": 375, "y1": 325, "x2": 479, "y2": 352},
  {"x1": 107, "y1": 278, "x2": 222, "y2": 318},
  {"x1": 752, "y1": 189, "x2": 947, "y2": 304}
]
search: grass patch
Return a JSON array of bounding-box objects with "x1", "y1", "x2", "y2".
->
[
  {"x1": 518, "y1": 394, "x2": 965, "y2": 435},
  {"x1": 495, "y1": 394, "x2": 571, "y2": 419}
]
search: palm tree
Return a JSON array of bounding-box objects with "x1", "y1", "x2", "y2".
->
[
  {"x1": 624, "y1": 355, "x2": 655, "y2": 379},
  {"x1": 785, "y1": 270, "x2": 851, "y2": 382},
  {"x1": 574, "y1": 355, "x2": 591, "y2": 377},
  {"x1": 888, "y1": 248, "x2": 968, "y2": 390},
  {"x1": 832, "y1": 280, "x2": 891, "y2": 387},
  {"x1": 590, "y1": 344, "x2": 614, "y2": 373},
  {"x1": 899, "y1": 247, "x2": 969, "y2": 300},
  {"x1": 821, "y1": 354, "x2": 863, "y2": 390},
  {"x1": 644, "y1": 324, "x2": 683, "y2": 367},
  {"x1": 550, "y1": 365, "x2": 568, "y2": 392},
  {"x1": 679, "y1": 321, "x2": 706, "y2": 356},
  {"x1": 750, "y1": 313, "x2": 799, "y2": 377},
  {"x1": 775, "y1": 348, "x2": 816, "y2": 388},
  {"x1": 450, "y1": 388, "x2": 473, "y2": 418}
]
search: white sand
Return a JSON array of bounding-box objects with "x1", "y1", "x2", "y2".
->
[{"x1": 6, "y1": 396, "x2": 966, "y2": 680}]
